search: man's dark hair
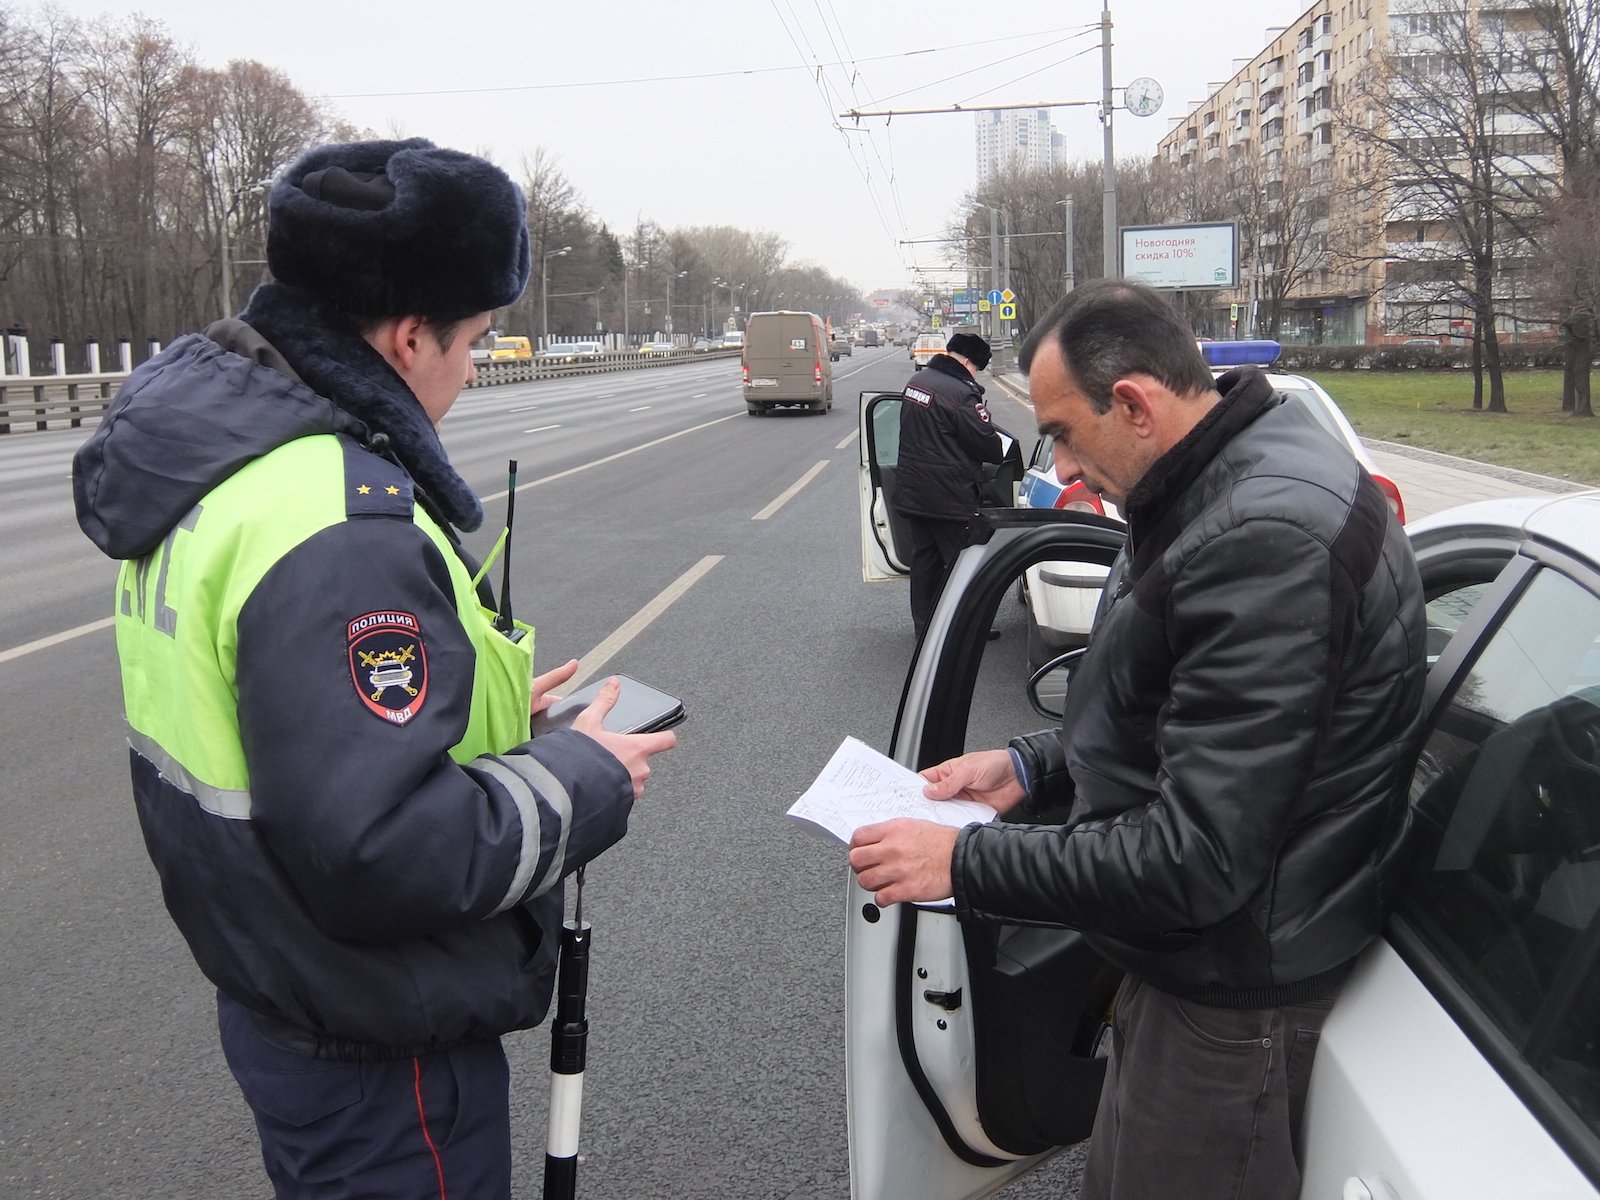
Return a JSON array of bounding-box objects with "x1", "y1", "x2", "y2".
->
[{"x1": 1018, "y1": 280, "x2": 1213, "y2": 413}]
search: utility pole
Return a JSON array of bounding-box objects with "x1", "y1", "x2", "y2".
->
[
  {"x1": 1063, "y1": 197, "x2": 1076, "y2": 293},
  {"x1": 988, "y1": 207, "x2": 1000, "y2": 339},
  {"x1": 1101, "y1": 7, "x2": 1118, "y2": 279}
]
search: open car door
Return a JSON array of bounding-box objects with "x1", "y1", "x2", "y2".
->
[
  {"x1": 859, "y1": 390, "x2": 914, "y2": 582},
  {"x1": 859, "y1": 391, "x2": 1026, "y2": 584},
  {"x1": 846, "y1": 507, "x2": 1130, "y2": 1200}
]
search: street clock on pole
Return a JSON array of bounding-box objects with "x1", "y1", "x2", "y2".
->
[{"x1": 1123, "y1": 77, "x2": 1164, "y2": 118}]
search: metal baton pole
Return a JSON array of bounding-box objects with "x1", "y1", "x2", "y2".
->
[{"x1": 543, "y1": 867, "x2": 591, "y2": 1198}]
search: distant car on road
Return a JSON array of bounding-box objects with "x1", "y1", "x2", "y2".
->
[
  {"x1": 639, "y1": 340, "x2": 675, "y2": 356},
  {"x1": 539, "y1": 341, "x2": 605, "y2": 364},
  {"x1": 720, "y1": 330, "x2": 745, "y2": 353},
  {"x1": 909, "y1": 332, "x2": 945, "y2": 366},
  {"x1": 489, "y1": 335, "x2": 533, "y2": 362},
  {"x1": 830, "y1": 335, "x2": 853, "y2": 361},
  {"x1": 692, "y1": 337, "x2": 715, "y2": 353}
]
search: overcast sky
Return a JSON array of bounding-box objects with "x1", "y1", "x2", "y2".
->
[{"x1": 53, "y1": 0, "x2": 1315, "y2": 294}]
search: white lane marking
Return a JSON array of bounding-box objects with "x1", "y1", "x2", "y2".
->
[
  {"x1": 628, "y1": 406, "x2": 652, "y2": 413},
  {"x1": 692, "y1": 393, "x2": 707, "y2": 399},
  {"x1": 481, "y1": 414, "x2": 741, "y2": 502},
  {"x1": 509, "y1": 404, "x2": 539, "y2": 413},
  {"x1": 597, "y1": 393, "x2": 615, "y2": 399},
  {"x1": 523, "y1": 424, "x2": 562, "y2": 434},
  {"x1": 753, "y1": 461, "x2": 828, "y2": 521},
  {"x1": 0, "y1": 616, "x2": 114, "y2": 665},
  {"x1": 569, "y1": 555, "x2": 723, "y2": 689},
  {"x1": 835, "y1": 430, "x2": 858, "y2": 451}
]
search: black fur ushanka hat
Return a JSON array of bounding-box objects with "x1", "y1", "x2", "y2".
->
[{"x1": 266, "y1": 138, "x2": 532, "y2": 318}]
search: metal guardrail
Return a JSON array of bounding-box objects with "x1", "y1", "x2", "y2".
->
[
  {"x1": 0, "y1": 374, "x2": 125, "y2": 435},
  {"x1": 467, "y1": 346, "x2": 740, "y2": 387},
  {"x1": 0, "y1": 347, "x2": 743, "y2": 433}
]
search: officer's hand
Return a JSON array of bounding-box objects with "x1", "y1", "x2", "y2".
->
[
  {"x1": 531, "y1": 658, "x2": 580, "y2": 716},
  {"x1": 848, "y1": 819, "x2": 959, "y2": 906},
  {"x1": 571, "y1": 677, "x2": 677, "y2": 798},
  {"x1": 921, "y1": 749, "x2": 1026, "y2": 815}
]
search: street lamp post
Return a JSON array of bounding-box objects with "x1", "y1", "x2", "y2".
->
[
  {"x1": 541, "y1": 245, "x2": 571, "y2": 352},
  {"x1": 664, "y1": 270, "x2": 687, "y2": 336}
]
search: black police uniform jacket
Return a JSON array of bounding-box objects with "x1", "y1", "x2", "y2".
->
[
  {"x1": 952, "y1": 367, "x2": 1428, "y2": 1005},
  {"x1": 891, "y1": 354, "x2": 1006, "y2": 521}
]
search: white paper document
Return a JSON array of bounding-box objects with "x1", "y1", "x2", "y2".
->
[{"x1": 787, "y1": 736, "x2": 997, "y2": 845}]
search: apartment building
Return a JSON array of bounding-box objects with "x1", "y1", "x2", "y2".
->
[
  {"x1": 975, "y1": 109, "x2": 1061, "y2": 185},
  {"x1": 1154, "y1": 0, "x2": 1558, "y2": 345}
]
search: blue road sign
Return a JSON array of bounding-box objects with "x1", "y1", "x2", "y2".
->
[{"x1": 986, "y1": 289, "x2": 1003, "y2": 305}]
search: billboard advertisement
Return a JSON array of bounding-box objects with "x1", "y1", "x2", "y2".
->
[
  {"x1": 1120, "y1": 223, "x2": 1238, "y2": 290},
  {"x1": 950, "y1": 289, "x2": 978, "y2": 315}
]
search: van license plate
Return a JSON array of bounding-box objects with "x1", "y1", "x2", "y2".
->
[{"x1": 751, "y1": 378, "x2": 778, "y2": 387}]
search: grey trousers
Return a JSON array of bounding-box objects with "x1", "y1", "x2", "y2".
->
[{"x1": 1078, "y1": 975, "x2": 1335, "y2": 1200}]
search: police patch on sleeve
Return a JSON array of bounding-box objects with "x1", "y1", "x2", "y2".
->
[
  {"x1": 347, "y1": 611, "x2": 429, "y2": 726},
  {"x1": 975, "y1": 401, "x2": 993, "y2": 423}
]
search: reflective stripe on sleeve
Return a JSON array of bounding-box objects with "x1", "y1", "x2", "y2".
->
[
  {"x1": 477, "y1": 755, "x2": 572, "y2": 914},
  {"x1": 127, "y1": 728, "x2": 253, "y2": 821}
]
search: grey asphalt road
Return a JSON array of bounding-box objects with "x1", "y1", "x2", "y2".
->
[{"x1": 0, "y1": 348, "x2": 1573, "y2": 1199}]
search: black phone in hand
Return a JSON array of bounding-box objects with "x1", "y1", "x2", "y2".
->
[{"x1": 530, "y1": 674, "x2": 685, "y2": 736}]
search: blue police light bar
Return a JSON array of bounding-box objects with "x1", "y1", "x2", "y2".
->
[{"x1": 1200, "y1": 339, "x2": 1281, "y2": 368}]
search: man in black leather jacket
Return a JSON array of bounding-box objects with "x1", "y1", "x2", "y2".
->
[
  {"x1": 891, "y1": 332, "x2": 1007, "y2": 638},
  {"x1": 850, "y1": 281, "x2": 1427, "y2": 1200}
]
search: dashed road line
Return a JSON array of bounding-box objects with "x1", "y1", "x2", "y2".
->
[{"x1": 754, "y1": 461, "x2": 829, "y2": 521}]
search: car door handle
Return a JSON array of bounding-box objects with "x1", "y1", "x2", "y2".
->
[{"x1": 1343, "y1": 1178, "x2": 1401, "y2": 1200}]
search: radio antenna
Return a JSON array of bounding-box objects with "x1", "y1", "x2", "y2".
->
[{"x1": 496, "y1": 459, "x2": 518, "y2": 633}]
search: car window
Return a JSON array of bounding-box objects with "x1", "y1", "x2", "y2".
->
[
  {"x1": 870, "y1": 398, "x2": 901, "y2": 469},
  {"x1": 1424, "y1": 582, "x2": 1493, "y2": 666},
  {"x1": 1029, "y1": 436, "x2": 1054, "y2": 473},
  {"x1": 1403, "y1": 566, "x2": 1600, "y2": 1138}
]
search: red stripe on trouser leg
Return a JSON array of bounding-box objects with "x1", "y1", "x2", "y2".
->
[{"x1": 413, "y1": 1057, "x2": 448, "y2": 1200}]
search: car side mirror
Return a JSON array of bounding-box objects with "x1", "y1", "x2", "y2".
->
[{"x1": 1027, "y1": 646, "x2": 1089, "y2": 720}]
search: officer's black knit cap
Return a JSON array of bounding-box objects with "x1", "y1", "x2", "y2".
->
[
  {"x1": 945, "y1": 332, "x2": 992, "y2": 371},
  {"x1": 267, "y1": 138, "x2": 532, "y2": 318}
]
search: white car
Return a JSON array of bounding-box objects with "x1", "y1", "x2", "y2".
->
[
  {"x1": 638, "y1": 340, "x2": 675, "y2": 356},
  {"x1": 1015, "y1": 341, "x2": 1407, "y2": 668},
  {"x1": 539, "y1": 341, "x2": 605, "y2": 364},
  {"x1": 846, "y1": 492, "x2": 1600, "y2": 1200}
]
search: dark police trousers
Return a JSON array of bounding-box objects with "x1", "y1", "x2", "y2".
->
[
  {"x1": 905, "y1": 515, "x2": 970, "y2": 640},
  {"x1": 1079, "y1": 974, "x2": 1336, "y2": 1200},
  {"x1": 218, "y1": 990, "x2": 513, "y2": 1200}
]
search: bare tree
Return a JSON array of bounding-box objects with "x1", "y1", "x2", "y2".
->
[
  {"x1": 1536, "y1": 166, "x2": 1599, "y2": 416},
  {"x1": 1345, "y1": 0, "x2": 1557, "y2": 411},
  {"x1": 1496, "y1": 0, "x2": 1600, "y2": 412}
]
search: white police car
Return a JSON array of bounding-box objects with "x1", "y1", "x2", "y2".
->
[
  {"x1": 846, "y1": 490, "x2": 1600, "y2": 1200},
  {"x1": 1014, "y1": 341, "x2": 1406, "y2": 667}
]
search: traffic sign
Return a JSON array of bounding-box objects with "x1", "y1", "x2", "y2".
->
[
  {"x1": 998, "y1": 302, "x2": 1017, "y2": 321},
  {"x1": 986, "y1": 289, "x2": 1002, "y2": 305},
  {"x1": 1001, "y1": 288, "x2": 1016, "y2": 304},
  {"x1": 978, "y1": 299, "x2": 992, "y2": 313},
  {"x1": 931, "y1": 314, "x2": 942, "y2": 328}
]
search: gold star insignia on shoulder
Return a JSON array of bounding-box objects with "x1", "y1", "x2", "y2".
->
[
  {"x1": 385, "y1": 485, "x2": 401, "y2": 496},
  {"x1": 356, "y1": 484, "x2": 372, "y2": 495}
]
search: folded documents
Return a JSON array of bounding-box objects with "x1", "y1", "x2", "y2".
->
[{"x1": 787, "y1": 736, "x2": 997, "y2": 845}]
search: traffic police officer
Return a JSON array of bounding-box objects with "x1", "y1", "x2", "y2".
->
[
  {"x1": 891, "y1": 332, "x2": 1009, "y2": 638},
  {"x1": 73, "y1": 138, "x2": 676, "y2": 1199}
]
